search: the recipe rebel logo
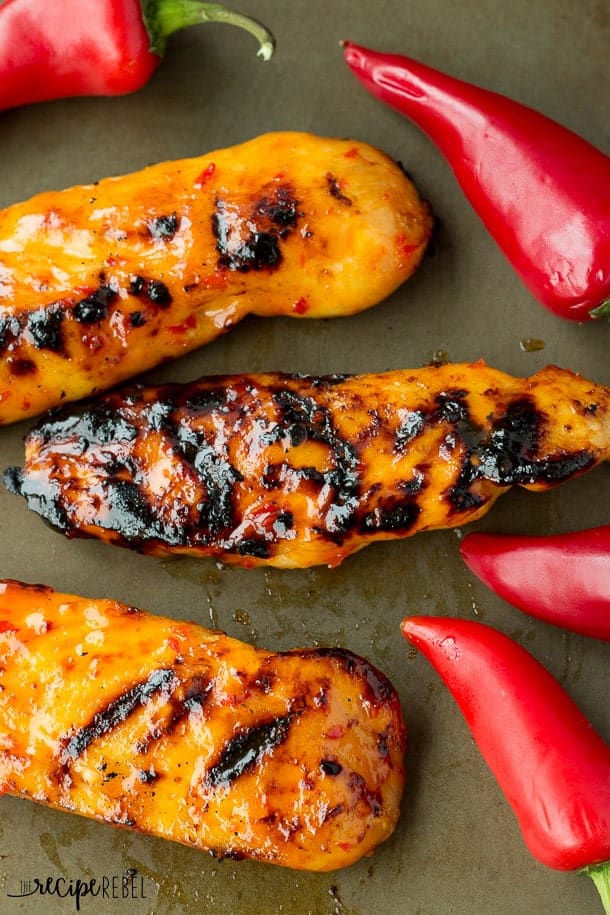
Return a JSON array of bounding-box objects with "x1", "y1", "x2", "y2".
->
[{"x1": 5, "y1": 868, "x2": 149, "y2": 910}]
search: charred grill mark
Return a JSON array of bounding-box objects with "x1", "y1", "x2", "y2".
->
[
  {"x1": 59, "y1": 668, "x2": 177, "y2": 764},
  {"x1": 394, "y1": 410, "x2": 426, "y2": 454},
  {"x1": 391, "y1": 389, "x2": 596, "y2": 514},
  {"x1": 3, "y1": 464, "x2": 70, "y2": 532},
  {"x1": 8, "y1": 357, "x2": 36, "y2": 376},
  {"x1": 170, "y1": 418, "x2": 244, "y2": 540},
  {"x1": 1, "y1": 306, "x2": 67, "y2": 357},
  {"x1": 205, "y1": 715, "x2": 293, "y2": 788},
  {"x1": 137, "y1": 767, "x2": 159, "y2": 784},
  {"x1": 75, "y1": 401, "x2": 137, "y2": 445},
  {"x1": 253, "y1": 671, "x2": 276, "y2": 694},
  {"x1": 359, "y1": 408, "x2": 382, "y2": 443},
  {"x1": 312, "y1": 680, "x2": 330, "y2": 708},
  {"x1": 190, "y1": 442, "x2": 244, "y2": 539},
  {"x1": 444, "y1": 396, "x2": 595, "y2": 511},
  {"x1": 3, "y1": 466, "x2": 22, "y2": 494},
  {"x1": 0, "y1": 314, "x2": 21, "y2": 352},
  {"x1": 102, "y1": 480, "x2": 170, "y2": 543},
  {"x1": 532, "y1": 450, "x2": 595, "y2": 480},
  {"x1": 393, "y1": 389, "x2": 478, "y2": 456},
  {"x1": 297, "y1": 648, "x2": 396, "y2": 709},
  {"x1": 254, "y1": 187, "x2": 299, "y2": 229},
  {"x1": 26, "y1": 305, "x2": 65, "y2": 352},
  {"x1": 323, "y1": 804, "x2": 345, "y2": 822},
  {"x1": 147, "y1": 281, "x2": 172, "y2": 306},
  {"x1": 170, "y1": 675, "x2": 212, "y2": 722},
  {"x1": 129, "y1": 311, "x2": 146, "y2": 328},
  {"x1": 213, "y1": 200, "x2": 280, "y2": 272},
  {"x1": 213, "y1": 186, "x2": 300, "y2": 272},
  {"x1": 261, "y1": 463, "x2": 282, "y2": 490},
  {"x1": 477, "y1": 398, "x2": 541, "y2": 481},
  {"x1": 356, "y1": 656, "x2": 397, "y2": 707},
  {"x1": 0, "y1": 283, "x2": 119, "y2": 357},
  {"x1": 326, "y1": 173, "x2": 352, "y2": 206},
  {"x1": 72, "y1": 285, "x2": 118, "y2": 324},
  {"x1": 148, "y1": 213, "x2": 179, "y2": 240},
  {"x1": 274, "y1": 510, "x2": 293, "y2": 534},
  {"x1": 14, "y1": 387, "x2": 247, "y2": 548},
  {"x1": 348, "y1": 771, "x2": 383, "y2": 817},
  {"x1": 128, "y1": 276, "x2": 172, "y2": 307},
  {"x1": 360, "y1": 500, "x2": 421, "y2": 533},
  {"x1": 3, "y1": 400, "x2": 147, "y2": 539},
  {"x1": 66, "y1": 391, "x2": 244, "y2": 547},
  {"x1": 129, "y1": 276, "x2": 146, "y2": 296},
  {"x1": 183, "y1": 389, "x2": 227, "y2": 413},
  {"x1": 135, "y1": 674, "x2": 212, "y2": 755},
  {"x1": 377, "y1": 729, "x2": 390, "y2": 759},
  {"x1": 320, "y1": 759, "x2": 343, "y2": 776},
  {"x1": 399, "y1": 473, "x2": 425, "y2": 496},
  {"x1": 447, "y1": 402, "x2": 521, "y2": 508},
  {"x1": 102, "y1": 453, "x2": 136, "y2": 477},
  {"x1": 270, "y1": 388, "x2": 360, "y2": 536},
  {"x1": 236, "y1": 538, "x2": 270, "y2": 558},
  {"x1": 143, "y1": 398, "x2": 174, "y2": 433},
  {"x1": 435, "y1": 390, "x2": 470, "y2": 423}
]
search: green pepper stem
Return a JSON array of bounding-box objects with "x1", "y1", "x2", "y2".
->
[
  {"x1": 589, "y1": 298, "x2": 610, "y2": 320},
  {"x1": 142, "y1": 0, "x2": 275, "y2": 60},
  {"x1": 583, "y1": 861, "x2": 610, "y2": 914}
]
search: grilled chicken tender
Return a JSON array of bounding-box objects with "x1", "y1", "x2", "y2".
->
[
  {"x1": 6, "y1": 362, "x2": 610, "y2": 568},
  {"x1": 0, "y1": 131, "x2": 431, "y2": 425},
  {"x1": 0, "y1": 580, "x2": 405, "y2": 870}
]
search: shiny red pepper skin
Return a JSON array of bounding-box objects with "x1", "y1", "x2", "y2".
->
[
  {"x1": 343, "y1": 42, "x2": 610, "y2": 322},
  {"x1": 402, "y1": 616, "x2": 610, "y2": 909},
  {"x1": 461, "y1": 527, "x2": 610, "y2": 641},
  {"x1": 0, "y1": 0, "x2": 273, "y2": 112},
  {"x1": 0, "y1": 0, "x2": 155, "y2": 108}
]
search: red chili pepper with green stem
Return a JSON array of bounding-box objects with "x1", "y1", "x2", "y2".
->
[
  {"x1": 402, "y1": 615, "x2": 610, "y2": 912},
  {"x1": 0, "y1": 0, "x2": 274, "y2": 112},
  {"x1": 460, "y1": 526, "x2": 610, "y2": 641},
  {"x1": 343, "y1": 42, "x2": 610, "y2": 322}
]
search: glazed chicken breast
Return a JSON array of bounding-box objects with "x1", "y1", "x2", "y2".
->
[
  {"x1": 0, "y1": 131, "x2": 431, "y2": 424},
  {"x1": 0, "y1": 580, "x2": 405, "y2": 870},
  {"x1": 6, "y1": 362, "x2": 610, "y2": 568}
]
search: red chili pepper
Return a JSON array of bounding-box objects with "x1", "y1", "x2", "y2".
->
[
  {"x1": 402, "y1": 615, "x2": 610, "y2": 911},
  {"x1": 343, "y1": 42, "x2": 610, "y2": 322},
  {"x1": 461, "y1": 527, "x2": 610, "y2": 641},
  {"x1": 0, "y1": 0, "x2": 274, "y2": 112}
]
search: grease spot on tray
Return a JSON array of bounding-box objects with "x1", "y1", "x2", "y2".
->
[
  {"x1": 519, "y1": 336, "x2": 545, "y2": 352},
  {"x1": 119, "y1": 842, "x2": 357, "y2": 915},
  {"x1": 39, "y1": 832, "x2": 65, "y2": 873}
]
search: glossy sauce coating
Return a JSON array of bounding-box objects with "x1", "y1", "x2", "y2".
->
[
  {"x1": 0, "y1": 131, "x2": 431, "y2": 424},
  {"x1": 0, "y1": 580, "x2": 405, "y2": 870},
  {"x1": 6, "y1": 362, "x2": 610, "y2": 568}
]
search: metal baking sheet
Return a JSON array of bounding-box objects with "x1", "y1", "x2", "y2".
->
[{"x1": 1, "y1": 1, "x2": 609, "y2": 912}]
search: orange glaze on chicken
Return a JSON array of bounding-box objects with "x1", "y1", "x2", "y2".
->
[
  {"x1": 6, "y1": 362, "x2": 610, "y2": 568},
  {"x1": 0, "y1": 580, "x2": 405, "y2": 870},
  {"x1": 0, "y1": 132, "x2": 432, "y2": 424}
]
